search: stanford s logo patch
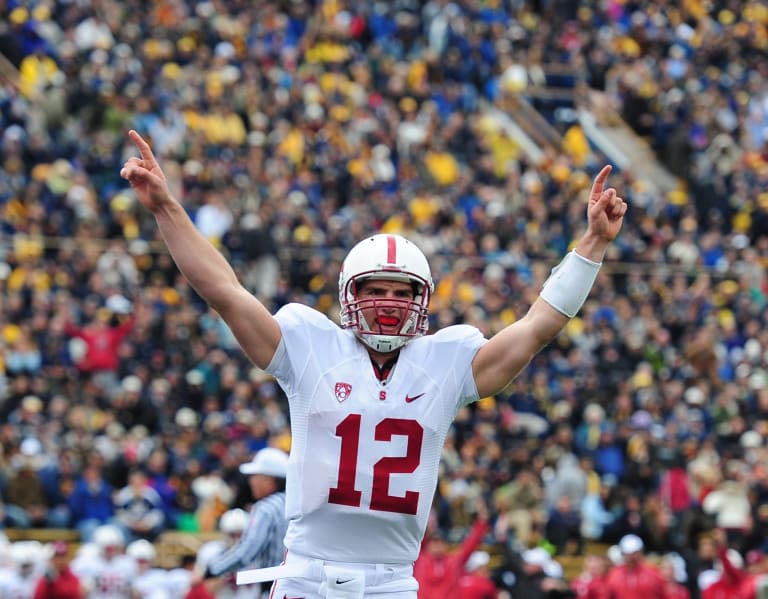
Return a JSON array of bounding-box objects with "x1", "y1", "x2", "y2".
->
[{"x1": 335, "y1": 382, "x2": 352, "y2": 402}]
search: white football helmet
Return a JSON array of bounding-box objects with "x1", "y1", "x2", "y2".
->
[
  {"x1": 93, "y1": 524, "x2": 125, "y2": 556},
  {"x1": 219, "y1": 508, "x2": 248, "y2": 535},
  {"x1": 127, "y1": 538, "x2": 156, "y2": 562},
  {"x1": 10, "y1": 540, "x2": 43, "y2": 567},
  {"x1": 339, "y1": 234, "x2": 433, "y2": 353},
  {"x1": 195, "y1": 540, "x2": 225, "y2": 574}
]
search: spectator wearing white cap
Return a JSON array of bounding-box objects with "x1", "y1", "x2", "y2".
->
[
  {"x1": 456, "y1": 550, "x2": 498, "y2": 599},
  {"x1": 198, "y1": 447, "x2": 289, "y2": 599},
  {"x1": 603, "y1": 534, "x2": 666, "y2": 598}
]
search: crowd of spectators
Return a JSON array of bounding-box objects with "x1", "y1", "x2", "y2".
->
[{"x1": 1, "y1": 0, "x2": 768, "y2": 597}]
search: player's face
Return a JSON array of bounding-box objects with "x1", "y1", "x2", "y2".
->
[
  {"x1": 136, "y1": 558, "x2": 151, "y2": 572},
  {"x1": 103, "y1": 544, "x2": 122, "y2": 559},
  {"x1": 51, "y1": 552, "x2": 68, "y2": 572},
  {"x1": 355, "y1": 280, "x2": 415, "y2": 335},
  {"x1": 584, "y1": 555, "x2": 607, "y2": 576}
]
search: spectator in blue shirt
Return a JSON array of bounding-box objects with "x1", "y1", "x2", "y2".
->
[{"x1": 67, "y1": 460, "x2": 115, "y2": 542}]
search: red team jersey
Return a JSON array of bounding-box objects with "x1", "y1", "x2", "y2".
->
[
  {"x1": 267, "y1": 303, "x2": 486, "y2": 564},
  {"x1": 604, "y1": 562, "x2": 666, "y2": 599}
]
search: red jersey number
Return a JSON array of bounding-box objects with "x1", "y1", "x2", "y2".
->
[{"x1": 328, "y1": 414, "x2": 423, "y2": 515}]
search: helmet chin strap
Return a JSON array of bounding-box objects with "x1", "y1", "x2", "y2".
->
[
  {"x1": 356, "y1": 312, "x2": 411, "y2": 353},
  {"x1": 359, "y1": 332, "x2": 408, "y2": 353}
]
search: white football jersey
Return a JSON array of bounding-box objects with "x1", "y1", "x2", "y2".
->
[
  {"x1": 85, "y1": 555, "x2": 137, "y2": 599},
  {"x1": 267, "y1": 303, "x2": 485, "y2": 564},
  {"x1": 163, "y1": 567, "x2": 192, "y2": 598},
  {"x1": 132, "y1": 567, "x2": 171, "y2": 599},
  {"x1": 0, "y1": 570, "x2": 38, "y2": 599}
]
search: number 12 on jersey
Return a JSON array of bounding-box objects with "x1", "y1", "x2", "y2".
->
[{"x1": 328, "y1": 413, "x2": 424, "y2": 515}]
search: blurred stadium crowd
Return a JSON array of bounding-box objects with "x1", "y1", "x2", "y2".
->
[{"x1": 1, "y1": 0, "x2": 768, "y2": 597}]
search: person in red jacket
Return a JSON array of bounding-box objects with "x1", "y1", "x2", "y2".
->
[
  {"x1": 657, "y1": 458, "x2": 692, "y2": 514},
  {"x1": 603, "y1": 534, "x2": 666, "y2": 599},
  {"x1": 65, "y1": 304, "x2": 135, "y2": 391},
  {"x1": 456, "y1": 550, "x2": 499, "y2": 599},
  {"x1": 184, "y1": 579, "x2": 217, "y2": 599},
  {"x1": 659, "y1": 553, "x2": 691, "y2": 599},
  {"x1": 572, "y1": 554, "x2": 611, "y2": 599},
  {"x1": 33, "y1": 542, "x2": 86, "y2": 599},
  {"x1": 414, "y1": 509, "x2": 490, "y2": 599},
  {"x1": 701, "y1": 543, "x2": 753, "y2": 599}
]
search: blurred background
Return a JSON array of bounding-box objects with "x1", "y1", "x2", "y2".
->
[{"x1": 1, "y1": 1, "x2": 768, "y2": 598}]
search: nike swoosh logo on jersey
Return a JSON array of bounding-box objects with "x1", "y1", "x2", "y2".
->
[
  {"x1": 336, "y1": 578, "x2": 354, "y2": 584},
  {"x1": 405, "y1": 393, "x2": 425, "y2": 403}
]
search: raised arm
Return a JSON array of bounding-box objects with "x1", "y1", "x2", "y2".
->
[
  {"x1": 120, "y1": 129, "x2": 281, "y2": 368},
  {"x1": 472, "y1": 165, "x2": 626, "y2": 398}
]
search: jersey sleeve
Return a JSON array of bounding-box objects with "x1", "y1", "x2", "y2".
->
[
  {"x1": 417, "y1": 324, "x2": 487, "y2": 411},
  {"x1": 265, "y1": 303, "x2": 344, "y2": 390}
]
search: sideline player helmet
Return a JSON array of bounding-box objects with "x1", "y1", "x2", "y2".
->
[
  {"x1": 93, "y1": 524, "x2": 125, "y2": 557},
  {"x1": 127, "y1": 539, "x2": 157, "y2": 562},
  {"x1": 339, "y1": 234, "x2": 433, "y2": 353},
  {"x1": 219, "y1": 508, "x2": 248, "y2": 535}
]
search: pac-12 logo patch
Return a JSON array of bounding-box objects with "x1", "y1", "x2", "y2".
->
[{"x1": 334, "y1": 382, "x2": 352, "y2": 402}]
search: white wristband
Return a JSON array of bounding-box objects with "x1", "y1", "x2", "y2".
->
[{"x1": 540, "y1": 250, "x2": 601, "y2": 318}]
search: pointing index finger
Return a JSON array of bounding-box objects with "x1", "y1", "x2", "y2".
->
[
  {"x1": 590, "y1": 165, "x2": 613, "y2": 199},
  {"x1": 128, "y1": 129, "x2": 156, "y2": 165}
]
